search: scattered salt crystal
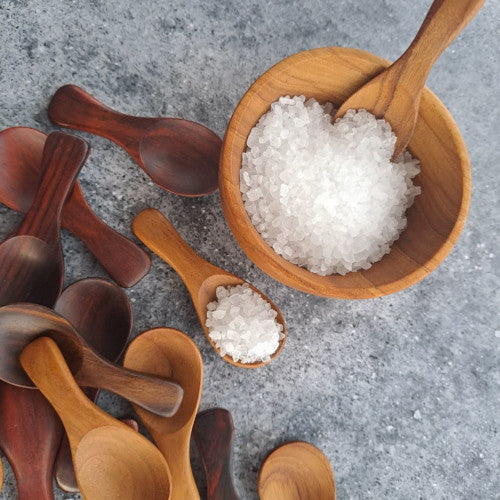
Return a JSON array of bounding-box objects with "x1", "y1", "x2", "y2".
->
[
  {"x1": 205, "y1": 283, "x2": 284, "y2": 364},
  {"x1": 240, "y1": 95, "x2": 421, "y2": 275}
]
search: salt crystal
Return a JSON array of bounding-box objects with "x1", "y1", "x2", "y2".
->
[
  {"x1": 240, "y1": 96, "x2": 421, "y2": 275},
  {"x1": 205, "y1": 284, "x2": 284, "y2": 364}
]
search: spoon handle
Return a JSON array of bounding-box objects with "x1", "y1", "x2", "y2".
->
[
  {"x1": 76, "y1": 349, "x2": 183, "y2": 418},
  {"x1": 132, "y1": 208, "x2": 220, "y2": 290},
  {"x1": 48, "y1": 85, "x2": 155, "y2": 159},
  {"x1": 61, "y1": 194, "x2": 152, "y2": 287},
  {"x1": 193, "y1": 408, "x2": 239, "y2": 500},
  {"x1": 0, "y1": 382, "x2": 63, "y2": 500},
  {"x1": 17, "y1": 132, "x2": 89, "y2": 245},
  {"x1": 394, "y1": 0, "x2": 485, "y2": 90}
]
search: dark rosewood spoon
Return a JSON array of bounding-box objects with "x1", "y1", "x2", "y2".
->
[
  {"x1": 48, "y1": 84, "x2": 221, "y2": 196},
  {"x1": 0, "y1": 303, "x2": 183, "y2": 417},
  {"x1": 0, "y1": 131, "x2": 88, "y2": 307},
  {"x1": 0, "y1": 127, "x2": 151, "y2": 287},
  {"x1": 53, "y1": 278, "x2": 133, "y2": 493},
  {"x1": 193, "y1": 408, "x2": 239, "y2": 500}
]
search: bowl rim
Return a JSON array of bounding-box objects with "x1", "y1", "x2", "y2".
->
[{"x1": 219, "y1": 46, "x2": 471, "y2": 299}]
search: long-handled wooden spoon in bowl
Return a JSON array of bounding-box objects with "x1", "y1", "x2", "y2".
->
[
  {"x1": 132, "y1": 208, "x2": 286, "y2": 368},
  {"x1": 0, "y1": 131, "x2": 88, "y2": 307},
  {"x1": 258, "y1": 441, "x2": 336, "y2": 500},
  {"x1": 192, "y1": 408, "x2": 239, "y2": 500},
  {"x1": 48, "y1": 84, "x2": 222, "y2": 196},
  {"x1": 0, "y1": 127, "x2": 151, "y2": 287},
  {"x1": 124, "y1": 327, "x2": 203, "y2": 500},
  {"x1": 20, "y1": 337, "x2": 172, "y2": 500},
  {"x1": 334, "y1": 0, "x2": 485, "y2": 160},
  {"x1": 0, "y1": 303, "x2": 183, "y2": 417},
  {"x1": 53, "y1": 277, "x2": 133, "y2": 493}
]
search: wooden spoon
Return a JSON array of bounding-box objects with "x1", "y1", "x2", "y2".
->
[
  {"x1": 192, "y1": 408, "x2": 239, "y2": 500},
  {"x1": 258, "y1": 441, "x2": 336, "y2": 500},
  {"x1": 48, "y1": 84, "x2": 221, "y2": 197},
  {"x1": 53, "y1": 277, "x2": 133, "y2": 493},
  {"x1": 0, "y1": 127, "x2": 151, "y2": 287},
  {"x1": 132, "y1": 208, "x2": 286, "y2": 368},
  {"x1": 0, "y1": 303, "x2": 183, "y2": 417},
  {"x1": 0, "y1": 131, "x2": 88, "y2": 307},
  {"x1": 334, "y1": 0, "x2": 485, "y2": 159},
  {"x1": 124, "y1": 328, "x2": 202, "y2": 500},
  {"x1": 20, "y1": 336, "x2": 172, "y2": 500}
]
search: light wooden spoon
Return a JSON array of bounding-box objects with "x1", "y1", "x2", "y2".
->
[
  {"x1": 258, "y1": 441, "x2": 335, "y2": 500},
  {"x1": 334, "y1": 0, "x2": 485, "y2": 159},
  {"x1": 20, "y1": 336, "x2": 171, "y2": 500},
  {"x1": 132, "y1": 208, "x2": 286, "y2": 368},
  {"x1": 124, "y1": 328, "x2": 202, "y2": 500}
]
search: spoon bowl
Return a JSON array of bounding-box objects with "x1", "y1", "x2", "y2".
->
[
  {"x1": 49, "y1": 84, "x2": 222, "y2": 197},
  {"x1": 258, "y1": 441, "x2": 335, "y2": 500},
  {"x1": 0, "y1": 127, "x2": 151, "y2": 288},
  {"x1": 132, "y1": 208, "x2": 286, "y2": 368},
  {"x1": 20, "y1": 337, "x2": 172, "y2": 500},
  {"x1": 219, "y1": 47, "x2": 471, "y2": 298},
  {"x1": 124, "y1": 328, "x2": 203, "y2": 500}
]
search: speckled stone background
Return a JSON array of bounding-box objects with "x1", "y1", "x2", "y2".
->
[{"x1": 0, "y1": 0, "x2": 499, "y2": 499}]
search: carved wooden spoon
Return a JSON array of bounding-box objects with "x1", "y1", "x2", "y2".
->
[
  {"x1": 192, "y1": 408, "x2": 239, "y2": 500},
  {"x1": 0, "y1": 303, "x2": 183, "y2": 417},
  {"x1": 0, "y1": 131, "x2": 88, "y2": 307},
  {"x1": 53, "y1": 278, "x2": 133, "y2": 493},
  {"x1": 124, "y1": 328, "x2": 202, "y2": 500},
  {"x1": 132, "y1": 208, "x2": 286, "y2": 368},
  {"x1": 49, "y1": 84, "x2": 221, "y2": 196},
  {"x1": 258, "y1": 441, "x2": 336, "y2": 500},
  {"x1": 0, "y1": 127, "x2": 151, "y2": 287},
  {"x1": 334, "y1": 0, "x2": 485, "y2": 159},
  {"x1": 20, "y1": 337, "x2": 172, "y2": 500}
]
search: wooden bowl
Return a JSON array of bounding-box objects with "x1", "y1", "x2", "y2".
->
[{"x1": 219, "y1": 47, "x2": 471, "y2": 299}]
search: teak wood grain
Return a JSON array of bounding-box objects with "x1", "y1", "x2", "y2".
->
[
  {"x1": 48, "y1": 84, "x2": 222, "y2": 197},
  {"x1": 132, "y1": 208, "x2": 286, "y2": 368},
  {"x1": 124, "y1": 328, "x2": 203, "y2": 500},
  {"x1": 192, "y1": 408, "x2": 239, "y2": 500},
  {"x1": 219, "y1": 47, "x2": 471, "y2": 299},
  {"x1": 335, "y1": 0, "x2": 485, "y2": 159},
  {"x1": 0, "y1": 131, "x2": 88, "y2": 307},
  {"x1": 0, "y1": 127, "x2": 151, "y2": 287},
  {"x1": 258, "y1": 441, "x2": 336, "y2": 500},
  {"x1": 0, "y1": 303, "x2": 182, "y2": 417},
  {"x1": 53, "y1": 278, "x2": 133, "y2": 493},
  {"x1": 20, "y1": 337, "x2": 172, "y2": 500}
]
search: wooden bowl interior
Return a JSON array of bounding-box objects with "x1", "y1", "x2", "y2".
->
[{"x1": 220, "y1": 47, "x2": 470, "y2": 298}]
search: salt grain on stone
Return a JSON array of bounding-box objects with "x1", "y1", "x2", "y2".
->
[
  {"x1": 206, "y1": 283, "x2": 283, "y2": 364},
  {"x1": 241, "y1": 95, "x2": 421, "y2": 275}
]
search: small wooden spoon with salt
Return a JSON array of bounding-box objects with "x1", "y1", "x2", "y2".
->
[
  {"x1": 132, "y1": 208, "x2": 286, "y2": 368},
  {"x1": 124, "y1": 328, "x2": 202, "y2": 500},
  {"x1": 334, "y1": 0, "x2": 485, "y2": 159},
  {"x1": 20, "y1": 336, "x2": 171, "y2": 500}
]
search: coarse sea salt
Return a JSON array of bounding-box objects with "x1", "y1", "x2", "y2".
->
[
  {"x1": 240, "y1": 95, "x2": 421, "y2": 276},
  {"x1": 205, "y1": 283, "x2": 284, "y2": 364}
]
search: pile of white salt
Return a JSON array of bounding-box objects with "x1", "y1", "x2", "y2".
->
[
  {"x1": 240, "y1": 95, "x2": 421, "y2": 275},
  {"x1": 206, "y1": 283, "x2": 283, "y2": 364}
]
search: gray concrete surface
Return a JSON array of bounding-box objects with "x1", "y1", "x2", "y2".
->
[{"x1": 0, "y1": 0, "x2": 498, "y2": 498}]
